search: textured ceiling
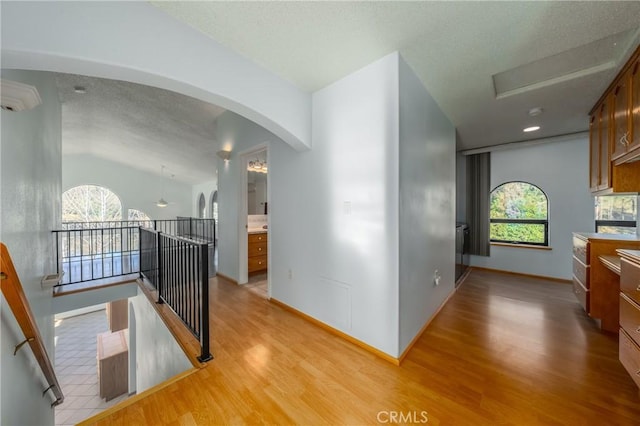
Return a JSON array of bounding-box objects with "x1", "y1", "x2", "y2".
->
[
  {"x1": 56, "y1": 73, "x2": 225, "y2": 184},
  {"x1": 57, "y1": 2, "x2": 640, "y2": 183},
  {"x1": 153, "y1": 1, "x2": 640, "y2": 151}
]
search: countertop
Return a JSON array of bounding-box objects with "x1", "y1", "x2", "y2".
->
[
  {"x1": 248, "y1": 228, "x2": 268, "y2": 235},
  {"x1": 573, "y1": 232, "x2": 640, "y2": 242}
]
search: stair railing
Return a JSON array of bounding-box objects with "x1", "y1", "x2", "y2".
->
[{"x1": 0, "y1": 242, "x2": 64, "y2": 407}]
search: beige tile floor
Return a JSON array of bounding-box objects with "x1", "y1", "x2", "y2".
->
[{"x1": 54, "y1": 309, "x2": 128, "y2": 426}]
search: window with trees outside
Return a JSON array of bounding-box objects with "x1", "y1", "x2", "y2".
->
[
  {"x1": 490, "y1": 181, "x2": 549, "y2": 246},
  {"x1": 595, "y1": 195, "x2": 637, "y2": 235},
  {"x1": 62, "y1": 185, "x2": 123, "y2": 223},
  {"x1": 128, "y1": 209, "x2": 151, "y2": 222}
]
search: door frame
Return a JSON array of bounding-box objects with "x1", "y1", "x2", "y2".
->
[{"x1": 237, "y1": 143, "x2": 270, "y2": 297}]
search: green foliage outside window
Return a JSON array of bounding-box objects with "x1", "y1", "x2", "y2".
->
[
  {"x1": 490, "y1": 182, "x2": 548, "y2": 245},
  {"x1": 490, "y1": 223, "x2": 546, "y2": 244}
]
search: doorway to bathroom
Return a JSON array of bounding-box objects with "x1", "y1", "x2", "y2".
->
[{"x1": 239, "y1": 145, "x2": 270, "y2": 298}]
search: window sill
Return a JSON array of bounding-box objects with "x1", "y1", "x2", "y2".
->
[{"x1": 491, "y1": 242, "x2": 552, "y2": 251}]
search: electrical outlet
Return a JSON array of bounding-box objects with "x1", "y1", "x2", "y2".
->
[
  {"x1": 288, "y1": 269, "x2": 293, "y2": 280},
  {"x1": 433, "y1": 269, "x2": 441, "y2": 286}
]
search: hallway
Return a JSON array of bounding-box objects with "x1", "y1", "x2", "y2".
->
[{"x1": 84, "y1": 269, "x2": 640, "y2": 425}]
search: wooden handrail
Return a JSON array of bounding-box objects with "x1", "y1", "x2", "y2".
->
[{"x1": 0, "y1": 243, "x2": 64, "y2": 407}]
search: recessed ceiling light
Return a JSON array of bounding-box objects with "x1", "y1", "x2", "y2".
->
[
  {"x1": 528, "y1": 107, "x2": 543, "y2": 117},
  {"x1": 523, "y1": 126, "x2": 541, "y2": 133},
  {"x1": 73, "y1": 86, "x2": 87, "y2": 94}
]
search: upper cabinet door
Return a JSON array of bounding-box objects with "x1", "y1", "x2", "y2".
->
[
  {"x1": 612, "y1": 73, "x2": 631, "y2": 160},
  {"x1": 629, "y1": 59, "x2": 640, "y2": 152},
  {"x1": 590, "y1": 113, "x2": 600, "y2": 192},
  {"x1": 598, "y1": 97, "x2": 612, "y2": 191}
]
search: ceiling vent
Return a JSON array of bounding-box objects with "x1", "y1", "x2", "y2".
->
[{"x1": 1, "y1": 79, "x2": 42, "y2": 112}]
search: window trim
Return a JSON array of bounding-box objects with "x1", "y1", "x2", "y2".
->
[
  {"x1": 595, "y1": 220, "x2": 636, "y2": 233},
  {"x1": 489, "y1": 181, "x2": 549, "y2": 247},
  {"x1": 490, "y1": 242, "x2": 552, "y2": 251}
]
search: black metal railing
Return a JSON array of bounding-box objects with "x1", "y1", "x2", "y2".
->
[
  {"x1": 53, "y1": 218, "x2": 216, "y2": 286},
  {"x1": 61, "y1": 220, "x2": 154, "y2": 230},
  {"x1": 53, "y1": 226, "x2": 141, "y2": 284},
  {"x1": 139, "y1": 227, "x2": 159, "y2": 286},
  {"x1": 140, "y1": 228, "x2": 212, "y2": 362},
  {"x1": 158, "y1": 218, "x2": 216, "y2": 277}
]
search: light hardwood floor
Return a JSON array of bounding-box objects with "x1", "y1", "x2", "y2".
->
[{"x1": 83, "y1": 269, "x2": 640, "y2": 425}]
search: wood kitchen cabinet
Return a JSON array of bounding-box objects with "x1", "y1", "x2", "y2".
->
[
  {"x1": 615, "y1": 249, "x2": 640, "y2": 389},
  {"x1": 248, "y1": 232, "x2": 268, "y2": 273},
  {"x1": 611, "y1": 72, "x2": 630, "y2": 161},
  {"x1": 588, "y1": 43, "x2": 640, "y2": 194},
  {"x1": 630, "y1": 57, "x2": 640, "y2": 152},
  {"x1": 589, "y1": 98, "x2": 612, "y2": 192},
  {"x1": 612, "y1": 55, "x2": 640, "y2": 163},
  {"x1": 572, "y1": 233, "x2": 640, "y2": 333}
]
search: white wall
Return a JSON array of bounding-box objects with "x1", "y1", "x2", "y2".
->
[
  {"x1": 63, "y1": 154, "x2": 193, "y2": 220},
  {"x1": 470, "y1": 136, "x2": 594, "y2": 279},
  {"x1": 398, "y1": 58, "x2": 456, "y2": 352},
  {"x1": 52, "y1": 283, "x2": 138, "y2": 314},
  {"x1": 129, "y1": 289, "x2": 192, "y2": 393},
  {"x1": 216, "y1": 53, "x2": 455, "y2": 358},
  {"x1": 275, "y1": 52, "x2": 401, "y2": 356},
  {"x1": 0, "y1": 70, "x2": 61, "y2": 425},
  {"x1": 1, "y1": 1, "x2": 311, "y2": 151}
]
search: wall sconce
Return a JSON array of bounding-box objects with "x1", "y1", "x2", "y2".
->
[{"x1": 216, "y1": 150, "x2": 231, "y2": 163}]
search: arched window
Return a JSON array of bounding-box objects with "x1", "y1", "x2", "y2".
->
[
  {"x1": 490, "y1": 181, "x2": 549, "y2": 246},
  {"x1": 127, "y1": 209, "x2": 151, "y2": 221},
  {"x1": 62, "y1": 185, "x2": 123, "y2": 223},
  {"x1": 197, "y1": 193, "x2": 206, "y2": 219},
  {"x1": 210, "y1": 190, "x2": 218, "y2": 219}
]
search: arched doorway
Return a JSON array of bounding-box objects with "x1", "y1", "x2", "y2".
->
[
  {"x1": 210, "y1": 190, "x2": 218, "y2": 219},
  {"x1": 197, "y1": 193, "x2": 206, "y2": 219}
]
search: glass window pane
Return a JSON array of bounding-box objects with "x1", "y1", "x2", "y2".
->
[
  {"x1": 595, "y1": 195, "x2": 637, "y2": 221},
  {"x1": 128, "y1": 209, "x2": 151, "y2": 221},
  {"x1": 490, "y1": 182, "x2": 547, "y2": 220},
  {"x1": 596, "y1": 225, "x2": 637, "y2": 235},
  {"x1": 62, "y1": 185, "x2": 123, "y2": 222},
  {"x1": 490, "y1": 223, "x2": 546, "y2": 244}
]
